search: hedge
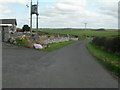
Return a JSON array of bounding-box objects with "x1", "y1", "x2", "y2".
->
[{"x1": 92, "y1": 36, "x2": 120, "y2": 55}]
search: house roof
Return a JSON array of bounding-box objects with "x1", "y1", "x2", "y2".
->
[{"x1": 0, "y1": 19, "x2": 17, "y2": 25}]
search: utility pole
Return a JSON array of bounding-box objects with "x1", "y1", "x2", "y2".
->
[
  {"x1": 84, "y1": 23, "x2": 87, "y2": 30},
  {"x1": 36, "y1": 0, "x2": 39, "y2": 34},
  {"x1": 30, "y1": 0, "x2": 32, "y2": 34}
]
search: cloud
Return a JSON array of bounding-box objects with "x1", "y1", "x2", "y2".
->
[
  {"x1": 0, "y1": 0, "x2": 29, "y2": 18},
  {"x1": 0, "y1": 5, "x2": 12, "y2": 15},
  {"x1": 40, "y1": 0, "x2": 87, "y2": 17},
  {"x1": 99, "y1": 7, "x2": 118, "y2": 18},
  {"x1": 39, "y1": 0, "x2": 119, "y2": 28},
  {"x1": 0, "y1": 0, "x2": 28, "y2": 5},
  {"x1": 93, "y1": 0, "x2": 119, "y2": 18},
  {"x1": 0, "y1": 0, "x2": 118, "y2": 29},
  {"x1": 38, "y1": 0, "x2": 97, "y2": 27}
]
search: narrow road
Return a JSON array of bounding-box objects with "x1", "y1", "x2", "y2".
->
[{"x1": 2, "y1": 41, "x2": 118, "y2": 88}]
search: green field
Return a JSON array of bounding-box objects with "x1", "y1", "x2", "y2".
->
[
  {"x1": 40, "y1": 30, "x2": 118, "y2": 37},
  {"x1": 87, "y1": 42, "x2": 120, "y2": 78}
]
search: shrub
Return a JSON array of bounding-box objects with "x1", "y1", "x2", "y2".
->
[
  {"x1": 92, "y1": 37, "x2": 106, "y2": 48},
  {"x1": 92, "y1": 36, "x2": 120, "y2": 55},
  {"x1": 24, "y1": 41, "x2": 33, "y2": 48},
  {"x1": 22, "y1": 24, "x2": 30, "y2": 32},
  {"x1": 112, "y1": 36, "x2": 120, "y2": 53},
  {"x1": 104, "y1": 37, "x2": 114, "y2": 52},
  {"x1": 104, "y1": 36, "x2": 120, "y2": 54},
  {"x1": 15, "y1": 38, "x2": 28, "y2": 47}
]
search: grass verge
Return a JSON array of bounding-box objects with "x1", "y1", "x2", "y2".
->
[
  {"x1": 38, "y1": 40, "x2": 77, "y2": 52},
  {"x1": 86, "y1": 42, "x2": 120, "y2": 78}
]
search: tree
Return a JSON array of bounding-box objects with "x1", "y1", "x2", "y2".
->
[{"x1": 22, "y1": 25, "x2": 30, "y2": 32}]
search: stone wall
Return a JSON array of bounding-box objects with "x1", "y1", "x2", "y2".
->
[
  {"x1": 43, "y1": 37, "x2": 78, "y2": 44},
  {"x1": 9, "y1": 32, "x2": 79, "y2": 44},
  {"x1": 2, "y1": 27, "x2": 10, "y2": 42}
]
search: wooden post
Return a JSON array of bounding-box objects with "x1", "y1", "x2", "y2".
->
[
  {"x1": 36, "y1": 0, "x2": 39, "y2": 34},
  {"x1": 30, "y1": 0, "x2": 32, "y2": 35}
]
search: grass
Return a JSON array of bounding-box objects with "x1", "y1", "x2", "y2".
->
[
  {"x1": 106, "y1": 29, "x2": 118, "y2": 31},
  {"x1": 40, "y1": 30, "x2": 118, "y2": 37},
  {"x1": 37, "y1": 40, "x2": 77, "y2": 52},
  {"x1": 15, "y1": 38, "x2": 28, "y2": 47},
  {"x1": 87, "y1": 42, "x2": 120, "y2": 78}
]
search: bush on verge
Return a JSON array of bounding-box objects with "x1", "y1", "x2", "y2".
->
[{"x1": 92, "y1": 36, "x2": 120, "y2": 55}]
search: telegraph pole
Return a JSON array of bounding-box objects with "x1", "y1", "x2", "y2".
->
[
  {"x1": 36, "y1": 0, "x2": 39, "y2": 34},
  {"x1": 30, "y1": 0, "x2": 32, "y2": 34},
  {"x1": 84, "y1": 23, "x2": 87, "y2": 30}
]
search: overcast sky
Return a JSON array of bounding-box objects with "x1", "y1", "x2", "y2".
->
[{"x1": 0, "y1": 0, "x2": 119, "y2": 29}]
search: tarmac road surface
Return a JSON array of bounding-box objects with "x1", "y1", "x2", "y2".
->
[{"x1": 2, "y1": 41, "x2": 118, "y2": 88}]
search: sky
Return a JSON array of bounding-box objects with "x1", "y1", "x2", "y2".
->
[{"x1": 0, "y1": 0, "x2": 119, "y2": 29}]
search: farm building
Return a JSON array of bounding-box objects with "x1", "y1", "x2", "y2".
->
[{"x1": 0, "y1": 19, "x2": 17, "y2": 42}]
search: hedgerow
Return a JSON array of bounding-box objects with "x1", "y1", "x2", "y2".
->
[{"x1": 92, "y1": 36, "x2": 120, "y2": 55}]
